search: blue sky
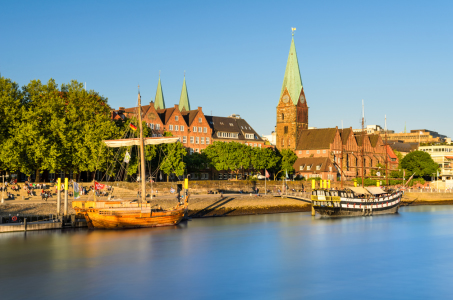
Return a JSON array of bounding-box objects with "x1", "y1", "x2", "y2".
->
[{"x1": 1, "y1": 0, "x2": 452, "y2": 138}]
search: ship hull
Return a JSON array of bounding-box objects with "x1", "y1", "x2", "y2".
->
[
  {"x1": 313, "y1": 191, "x2": 402, "y2": 217},
  {"x1": 83, "y1": 207, "x2": 187, "y2": 229}
]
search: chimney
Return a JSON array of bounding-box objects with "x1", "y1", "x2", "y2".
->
[{"x1": 198, "y1": 107, "x2": 202, "y2": 111}]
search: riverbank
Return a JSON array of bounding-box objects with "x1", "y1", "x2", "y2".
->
[
  {"x1": 0, "y1": 195, "x2": 311, "y2": 219},
  {"x1": 401, "y1": 192, "x2": 453, "y2": 206}
]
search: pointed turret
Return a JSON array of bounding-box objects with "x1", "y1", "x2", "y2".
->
[
  {"x1": 280, "y1": 35, "x2": 303, "y2": 105},
  {"x1": 179, "y1": 76, "x2": 190, "y2": 112},
  {"x1": 154, "y1": 76, "x2": 165, "y2": 110}
]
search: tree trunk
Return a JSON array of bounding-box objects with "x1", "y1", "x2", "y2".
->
[
  {"x1": 166, "y1": 174, "x2": 169, "y2": 182},
  {"x1": 36, "y1": 169, "x2": 41, "y2": 183}
]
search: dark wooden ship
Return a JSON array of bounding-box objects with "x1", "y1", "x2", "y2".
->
[{"x1": 311, "y1": 187, "x2": 402, "y2": 217}]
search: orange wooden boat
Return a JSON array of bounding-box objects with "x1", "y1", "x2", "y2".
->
[
  {"x1": 72, "y1": 90, "x2": 190, "y2": 230},
  {"x1": 74, "y1": 195, "x2": 189, "y2": 229}
]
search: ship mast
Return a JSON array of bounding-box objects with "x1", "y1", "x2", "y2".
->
[
  {"x1": 361, "y1": 100, "x2": 365, "y2": 188},
  {"x1": 137, "y1": 87, "x2": 146, "y2": 203},
  {"x1": 385, "y1": 115, "x2": 389, "y2": 186}
]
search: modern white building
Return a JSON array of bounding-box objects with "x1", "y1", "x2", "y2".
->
[{"x1": 419, "y1": 145, "x2": 453, "y2": 181}]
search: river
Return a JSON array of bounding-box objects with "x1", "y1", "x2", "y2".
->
[{"x1": 1, "y1": 205, "x2": 453, "y2": 300}]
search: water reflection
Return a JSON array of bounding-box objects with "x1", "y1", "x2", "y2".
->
[{"x1": 2, "y1": 206, "x2": 453, "y2": 299}]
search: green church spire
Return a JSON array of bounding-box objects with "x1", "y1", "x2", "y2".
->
[
  {"x1": 280, "y1": 34, "x2": 303, "y2": 105},
  {"x1": 154, "y1": 75, "x2": 165, "y2": 110},
  {"x1": 178, "y1": 76, "x2": 190, "y2": 112}
]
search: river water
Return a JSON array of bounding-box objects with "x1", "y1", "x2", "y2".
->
[{"x1": 1, "y1": 205, "x2": 453, "y2": 300}]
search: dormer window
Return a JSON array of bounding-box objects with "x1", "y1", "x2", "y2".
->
[
  {"x1": 307, "y1": 165, "x2": 312, "y2": 170},
  {"x1": 246, "y1": 134, "x2": 254, "y2": 139},
  {"x1": 229, "y1": 123, "x2": 233, "y2": 126},
  {"x1": 316, "y1": 164, "x2": 322, "y2": 170}
]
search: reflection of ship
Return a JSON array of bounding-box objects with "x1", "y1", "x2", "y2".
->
[
  {"x1": 73, "y1": 89, "x2": 189, "y2": 229},
  {"x1": 311, "y1": 187, "x2": 402, "y2": 217}
]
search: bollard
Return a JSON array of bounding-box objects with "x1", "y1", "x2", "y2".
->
[{"x1": 64, "y1": 178, "x2": 68, "y2": 216}]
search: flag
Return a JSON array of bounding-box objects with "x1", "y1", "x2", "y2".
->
[
  {"x1": 130, "y1": 123, "x2": 137, "y2": 131},
  {"x1": 95, "y1": 181, "x2": 105, "y2": 190},
  {"x1": 159, "y1": 172, "x2": 162, "y2": 181},
  {"x1": 73, "y1": 182, "x2": 80, "y2": 199},
  {"x1": 124, "y1": 150, "x2": 131, "y2": 163},
  {"x1": 265, "y1": 169, "x2": 270, "y2": 179},
  {"x1": 286, "y1": 170, "x2": 289, "y2": 179}
]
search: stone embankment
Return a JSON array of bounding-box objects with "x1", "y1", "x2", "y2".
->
[{"x1": 401, "y1": 192, "x2": 453, "y2": 206}]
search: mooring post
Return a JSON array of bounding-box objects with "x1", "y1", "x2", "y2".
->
[
  {"x1": 57, "y1": 178, "x2": 61, "y2": 215},
  {"x1": 64, "y1": 178, "x2": 68, "y2": 216}
]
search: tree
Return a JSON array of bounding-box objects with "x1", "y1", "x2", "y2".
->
[
  {"x1": 251, "y1": 147, "x2": 280, "y2": 174},
  {"x1": 274, "y1": 149, "x2": 298, "y2": 180},
  {"x1": 204, "y1": 142, "x2": 252, "y2": 177},
  {"x1": 401, "y1": 151, "x2": 439, "y2": 177},
  {"x1": 185, "y1": 152, "x2": 209, "y2": 178}
]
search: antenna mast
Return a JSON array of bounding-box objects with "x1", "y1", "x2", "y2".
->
[
  {"x1": 361, "y1": 100, "x2": 365, "y2": 188},
  {"x1": 341, "y1": 120, "x2": 344, "y2": 188}
]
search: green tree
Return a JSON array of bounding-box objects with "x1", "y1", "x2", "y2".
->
[
  {"x1": 251, "y1": 147, "x2": 280, "y2": 173},
  {"x1": 274, "y1": 149, "x2": 298, "y2": 180},
  {"x1": 185, "y1": 152, "x2": 209, "y2": 178},
  {"x1": 401, "y1": 150, "x2": 439, "y2": 177}
]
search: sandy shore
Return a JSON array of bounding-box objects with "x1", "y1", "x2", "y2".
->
[{"x1": 0, "y1": 195, "x2": 311, "y2": 218}]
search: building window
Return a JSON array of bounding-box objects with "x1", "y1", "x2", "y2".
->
[
  {"x1": 195, "y1": 148, "x2": 199, "y2": 153},
  {"x1": 152, "y1": 134, "x2": 156, "y2": 137},
  {"x1": 254, "y1": 143, "x2": 257, "y2": 147},
  {"x1": 246, "y1": 134, "x2": 254, "y2": 139},
  {"x1": 190, "y1": 137, "x2": 194, "y2": 144},
  {"x1": 201, "y1": 137, "x2": 205, "y2": 144},
  {"x1": 299, "y1": 151, "x2": 302, "y2": 154},
  {"x1": 190, "y1": 148, "x2": 193, "y2": 154},
  {"x1": 175, "y1": 116, "x2": 179, "y2": 121},
  {"x1": 204, "y1": 127, "x2": 207, "y2": 133},
  {"x1": 317, "y1": 150, "x2": 320, "y2": 154},
  {"x1": 259, "y1": 144, "x2": 261, "y2": 148},
  {"x1": 229, "y1": 123, "x2": 233, "y2": 126},
  {"x1": 175, "y1": 125, "x2": 179, "y2": 131},
  {"x1": 223, "y1": 173, "x2": 228, "y2": 180},
  {"x1": 158, "y1": 133, "x2": 162, "y2": 137},
  {"x1": 169, "y1": 125, "x2": 173, "y2": 131},
  {"x1": 183, "y1": 136, "x2": 187, "y2": 143},
  {"x1": 306, "y1": 150, "x2": 309, "y2": 154},
  {"x1": 193, "y1": 126, "x2": 197, "y2": 132},
  {"x1": 196, "y1": 137, "x2": 199, "y2": 144},
  {"x1": 206, "y1": 137, "x2": 210, "y2": 144},
  {"x1": 323, "y1": 150, "x2": 326, "y2": 153},
  {"x1": 199, "y1": 117, "x2": 202, "y2": 123},
  {"x1": 218, "y1": 173, "x2": 222, "y2": 180},
  {"x1": 316, "y1": 165, "x2": 321, "y2": 170},
  {"x1": 156, "y1": 124, "x2": 160, "y2": 130},
  {"x1": 282, "y1": 113, "x2": 284, "y2": 120},
  {"x1": 150, "y1": 123, "x2": 154, "y2": 129},
  {"x1": 307, "y1": 165, "x2": 312, "y2": 170},
  {"x1": 181, "y1": 125, "x2": 184, "y2": 131},
  {"x1": 198, "y1": 127, "x2": 202, "y2": 132},
  {"x1": 284, "y1": 126, "x2": 288, "y2": 134},
  {"x1": 300, "y1": 166, "x2": 303, "y2": 170}
]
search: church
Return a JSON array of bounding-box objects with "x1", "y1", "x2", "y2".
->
[{"x1": 276, "y1": 32, "x2": 398, "y2": 181}]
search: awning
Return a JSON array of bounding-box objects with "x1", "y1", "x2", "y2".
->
[
  {"x1": 349, "y1": 187, "x2": 370, "y2": 195},
  {"x1": 365, "y1": 187, "x2": 386, "y2": 195},
  {"x1": 103, "y1": 137, "x2": 180, "y2": 148}
]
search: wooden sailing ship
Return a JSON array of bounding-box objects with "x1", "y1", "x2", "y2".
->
[
  {"x1": 311, "y1": 101, "x2": 403, "y2": 217},
  {"x1": 73, "y1": 89, "x2": 189, "y2": 229}
]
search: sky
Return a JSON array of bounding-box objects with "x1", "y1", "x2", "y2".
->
[{"x1": 1, "y1": 0, "x2": 452, "y2": 138}]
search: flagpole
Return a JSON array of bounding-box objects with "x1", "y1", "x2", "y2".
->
[{"x1": 265, "y1": 169, "x2": 267, "y2": 195}]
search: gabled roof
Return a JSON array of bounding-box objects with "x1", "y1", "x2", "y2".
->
[
  {"x1": 179, "y1": 77, "x2": 190, "y2": 112},
  {"x1": 156, "y1": 107, "x2": 175, "y2": 124},
  {"x1": 154, "y1": 77, "x2": 165, "y2": 110},
  {"x1": 296, "y1": 128, "x2": 337, "y2": 150},
  {"x1": 369, "y1": 134, "x2": 380, "y2": 147},
  {"x1": 181, "y1": 109, "x2": 199, "y2": 126},
  {"x1": 386, "y1": 145, "x2": 397, "y2": 159},
  {"x1": 293, "y1": 157, "x2": 333, "y2": 173},
  {"x1": 338, "y1": 128, "x2": 352, "y2": 145},
  {"x1": 280, "y1": 36, "x2": 303, "y2": 105}
]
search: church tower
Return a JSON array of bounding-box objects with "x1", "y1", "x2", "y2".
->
[
  {"x1": 154, "y1": 75, "x2": 166, "y2": 110},
  {"x1": 276, "y1": 30, "x2": 308, "y2": 151},
  {"x1": 179, "y1": 76, "x2": 191, "y2": 112}
]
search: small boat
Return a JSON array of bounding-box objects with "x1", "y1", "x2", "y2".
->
[
  {"x1": 73, "y1": 88, "x2": 189, "y2": 229},
  {"x1": 311, "y1": 187, "x2": 402, "y2": 217},
  {"x1": 73, "y1": 197, "x2": 188, "y2": 229}
]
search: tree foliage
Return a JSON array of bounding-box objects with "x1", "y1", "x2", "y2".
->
[{"x1": 401, "y1": 151, "x2": 439, "y2": 177}]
